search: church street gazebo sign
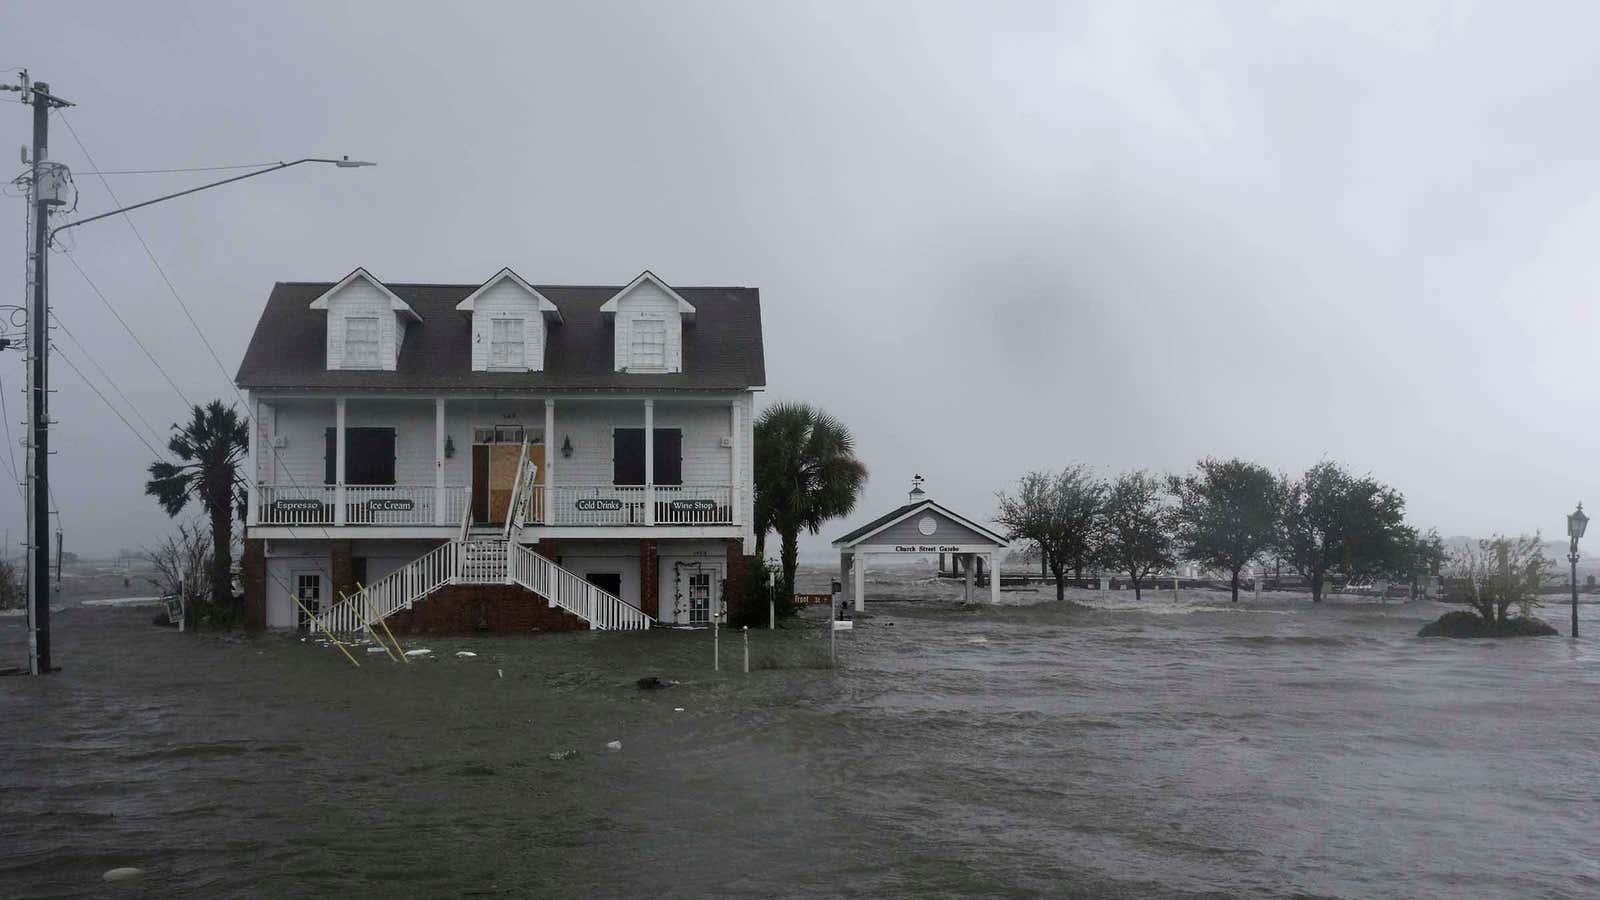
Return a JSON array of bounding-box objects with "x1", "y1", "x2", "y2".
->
[{"x1": 831, "y1": 476, "x2": 1010, "y2": 611}]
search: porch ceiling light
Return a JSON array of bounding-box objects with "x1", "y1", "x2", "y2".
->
[
  {"x1": 562, "y1": 436, "x2": 573, "y2": 459},
  {"x1": 444, "y1": 435, "x2": 455, "y2": 458}
]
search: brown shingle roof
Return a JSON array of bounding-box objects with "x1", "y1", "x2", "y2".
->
[{"x1": 235, "y1": 281, "x2": 765, "y2": 391}]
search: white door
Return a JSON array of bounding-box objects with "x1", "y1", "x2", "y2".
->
[{"x1": 293, "y1": 571, "x2": 323, "y2": 630}]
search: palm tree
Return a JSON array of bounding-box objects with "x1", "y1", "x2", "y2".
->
[
  {"x1": 146, "y1": 400, "x2": 248, "y2": 622},
  {"x1": 754, "y1": 402, "x2": 868, "y2": 600}
]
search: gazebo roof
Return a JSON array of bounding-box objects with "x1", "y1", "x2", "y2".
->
[{"x1": 831, "y1": 498, "x2": 1009, "y2": 549}]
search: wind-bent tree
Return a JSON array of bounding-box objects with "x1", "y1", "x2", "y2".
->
[
  {"x1": 1445, "y1": 534, "x2": 1552, "y2": 625},
  {"x1": 753, "y1": 402, "x2": 869, "y2": 600},
  {"x1": 146, "y1": 401, "x2": 248, "y2": 624},
  {"x1": 1098, "y1": 470, "x2": 1174, "y2": 601},
  {"x1": 1278, "y1": 461, "x2": 1413, "y2": 602},
  {"x1": 995, "y1": 466, "x2": 1104, "y2": 602},
  {"x1": 1170, "y1": 458, "x2": 1281, "y2": 603}
]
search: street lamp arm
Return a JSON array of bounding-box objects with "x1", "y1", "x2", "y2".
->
[{"x1": 47, "y1": 157, "x2": 375, "y2": 245}]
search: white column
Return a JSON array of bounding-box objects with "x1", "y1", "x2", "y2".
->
[
  {"x1": 544, "y1": 399, "x2": 555, "y2": 525},
  {"x1": 334, "y1": 397, "x2": 347, "y2": 526},
  {"x1": 643, "y1": 398, "x2": 655, "y2": 526},
  {"x1": 853, "y1": 551, "x2": 866, "y2": 612},
  {"x1": 989, "y1": 551, "x2": 1000, "y2": 605},
  {"x1": 245, "y1": 393, "x2": 259, "y2": 526},
  {"x1": 434, "y1": 397, "x2": 446, "y2": 525},
  {"x1": 729, "y1": 398, "x2": 741, "y2": 525}
]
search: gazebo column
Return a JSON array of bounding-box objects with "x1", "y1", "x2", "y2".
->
[
  {"x1": 854, "y1": 551, "x2": 866, "y2": 612},
  {"x1": 989, "y1": 551, "x2": 1000, "y2": 604},
  {"x1": 964, "y1": 553, "x2": 974, "y2": 603}
]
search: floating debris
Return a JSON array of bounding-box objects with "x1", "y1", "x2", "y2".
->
[
  {"x1": 673, "y1": 707, "x2": 685, "y2": 713},
  {"x1": 606, "y1": 740, "x2": 622, "y2": 751},
  {"x1": 404, "y1": 649, "x2": 432, "y2": 657},
  {"x1": 636, "y1": 676, "x2": 667, "y2": 690},
  {"x1": 548, "y1": 749, "x2": 580, "y2": 761},
  {"x1": 366, "y1": 647, "x2": 388, "y2": 654},
  {"x1": 497, "y1": 669, "x2": 504, "y2": 679},
  {"x1": 102, "y1": 867, "x2": 144, "y2": 882},
  {"x1": 455, "y1": 651, "x2": 478, "y2": 658}
]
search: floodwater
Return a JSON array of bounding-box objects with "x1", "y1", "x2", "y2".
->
[{"x1": 4, "y1": 575, "x2": 1600, "y2": 899}]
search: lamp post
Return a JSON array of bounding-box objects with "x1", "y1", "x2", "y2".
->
[{"x1": 1567, "y1": 502, "x2": 1587, "y2": 638}]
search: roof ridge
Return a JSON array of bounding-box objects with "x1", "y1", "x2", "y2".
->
[{"x1": 276, "y1": 281, "x2": 754, "y2": 291}]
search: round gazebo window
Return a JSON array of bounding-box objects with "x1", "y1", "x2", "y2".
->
[{"x1": 918, "y1": 515, "x2": 937, "y2": 536}]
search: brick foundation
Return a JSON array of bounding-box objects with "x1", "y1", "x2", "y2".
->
[
  {"x1": 329, "y1": 539, "x2": 356, "y2": 602},
  {"x1": 386, "y1": 583, "x2": 590, "y2": 635},
  {"x1": 242, "y1": 538, "x2": 267, "y2": 631},
  {"x1": 724, "y1": 539, "x2": 751, "y2": 623},
  {"x1": 640, "y1": 539, "x2": 659, "y2": 618}
]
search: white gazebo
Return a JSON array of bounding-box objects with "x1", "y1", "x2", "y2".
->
[{"x1": 831, "y1": 476, "x2": 1010, "y2": 611}]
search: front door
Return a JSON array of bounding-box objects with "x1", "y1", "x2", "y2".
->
[
  {"x1": 293, "y1": 572, "x2": 322, "y2": 630},
  {"x1": 686, "y1": 569, "x2": 721, "y2": 626},
  {"x1": 470, "y1": 427, "x2": 535, "y2": 525}
]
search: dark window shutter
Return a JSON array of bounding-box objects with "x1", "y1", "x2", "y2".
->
[
  {"x1": 614, "y1": 428, "x2": 645, "y2": 485},
  {"x1": 346, "y1": 428, "x2": 396, "y2": 486},
  {"x1": 653, "y1": 429, "x2": 682, "y2": 485},
  {"x1": 324, "y1": 428, "x2": 336, "y2": 485}
]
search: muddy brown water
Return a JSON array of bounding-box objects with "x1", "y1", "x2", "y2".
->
[{"x1": 3, "y1": 577, "x2": 1599, "y2": 898}]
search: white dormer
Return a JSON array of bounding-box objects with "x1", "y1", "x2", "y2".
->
[
  {"x1": 455, "y1": 268, "x2": 563, "y2": 372},
  {"x1": 309, "y1": 268, "x2": 420, "y2": 371},
  {"x1": 599, "y1": 270, "x2": 695, "y2": 374}
]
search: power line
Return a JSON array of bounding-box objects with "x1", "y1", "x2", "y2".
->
[
  {"x1": 50, "y1": 311, "x2": 171, "y2": 455},
  {"x1": 52, "y1": 342, "x2": 166, "y2": 461},
  {"x1": 56, "y1": 111, "x2": 237, "y2": 397},
  {"x1": 59, "y1": 247, "x2": 194, "y2": 409}
]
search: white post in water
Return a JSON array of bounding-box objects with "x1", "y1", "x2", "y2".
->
[
  {"x1": 1173, "y1": 565, "x2": 1180, "y2": 602},
  {"x1": 830, "y1": 603, "x2": 836, "y2": 667},
  {"x1": 768, "y1": 569, "x2": 775, "y2": 630},
  {"x1": 743, "y1": 625, "x2": 749, "y2": 673},
  {"x1": 1254, "y1": 567, "x2": 1262, "y2": 602},
  {"x1": 713, "y1": 605, "x2": 720, "y2": 672}
]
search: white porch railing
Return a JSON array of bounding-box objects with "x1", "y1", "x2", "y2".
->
[
  {"x1": 255, "y1": 483, "x2": 467, "y2": 527},
  {"x1": 653, "y1": 484, "x2": 735, "y2": 525},
  {"x1": 256, "y1": 484, "x2": 336, "y2": 525},
  {"x1": 540, "y1": 484, "x2": 735, "y2": 526}
]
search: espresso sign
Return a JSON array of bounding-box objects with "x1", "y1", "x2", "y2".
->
[
  {"x1": 272, "y1": 498, "x2": 323, "y2": 515},
  {"x1": 575, "y1": 498, "x2": 624, "y2": 512},
  {"x1": 368, "y1": 498, "x2": 415, "y2": 512},
  {"x1": 668, "y1": 499, "x2": 718, "y2": 513}
]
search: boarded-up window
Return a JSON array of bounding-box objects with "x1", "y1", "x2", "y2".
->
[
  {"x1": 344, "y1": 316, "x2": 381, "y2": 368},
  {"x1": 613, "y1": 428, "x2": 682, "y2": 485},
  {"x1": 630, "y1": 318, "x2": 666, "y2": 369},
  {"x1": 490, "y1": 318, "x2": 523, "y2": 367}
]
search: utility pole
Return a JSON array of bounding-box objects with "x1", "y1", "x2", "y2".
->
[{"x1": 5, "y1": 72, "x2": 72, "y2": 675}]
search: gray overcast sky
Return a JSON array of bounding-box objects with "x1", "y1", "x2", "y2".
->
[{"x1": 3, "y1": 1, "x2": 1597, "y2": 558}]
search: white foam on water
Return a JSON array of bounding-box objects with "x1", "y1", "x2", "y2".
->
[{"x1": 404, "y1": 648, "x2": 432, "y2": 657}]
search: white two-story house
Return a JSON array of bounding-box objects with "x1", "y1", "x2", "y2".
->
[{"x1": 235, "y1": 267, "x2": 763, "y2": 635}]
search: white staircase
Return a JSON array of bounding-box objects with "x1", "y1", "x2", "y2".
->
[{"x1": 314, "y1": 538, "x2": 653, "y2": 634}]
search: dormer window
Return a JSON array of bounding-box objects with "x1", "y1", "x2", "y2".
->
[
  {"x1": 600, "y1": 271, "x2": 696, "y2": 374},
  {"x1": 344, "y1": 316, "x2": 381, "y2": 369},
  {"x1": 456, "y1": 268, "x2": 562, "y2": 373},
  {"x1": 489, "y1": 318, "x2": 525, "y2": 368},
  {"x1": 630, "y1": 318, "x2": 666, "y2": 370},
  {"x1": 308, "y1": 268, "x2": 421, "y2": 371}
]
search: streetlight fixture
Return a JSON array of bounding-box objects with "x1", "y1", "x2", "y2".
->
[{"x1": 1567, "y1": 502, "x2": 1587, "y2": 638}]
